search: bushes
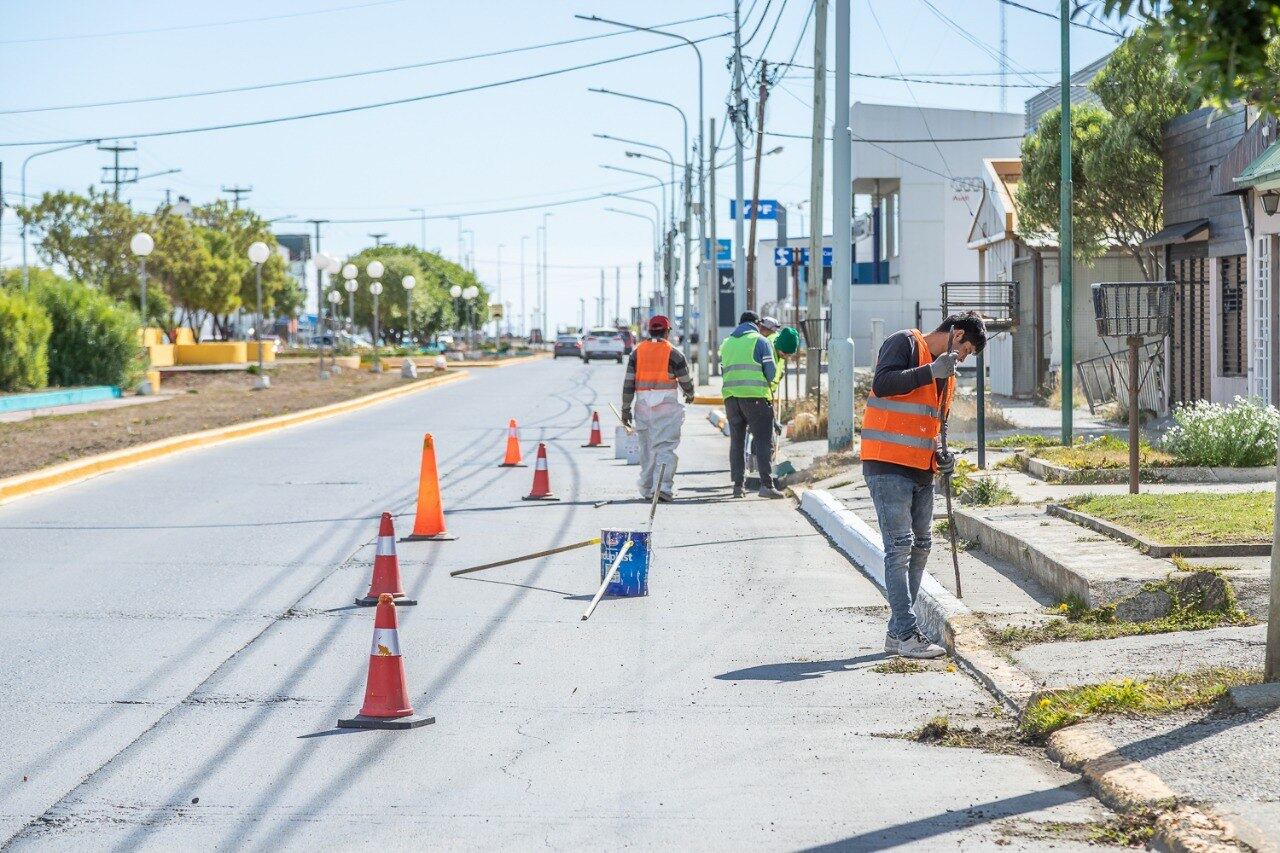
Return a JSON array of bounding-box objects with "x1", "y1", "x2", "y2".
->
[
  {"x1": 33, "y1": 279, "x2": 140, "y2": 387},
  {"x1": 0, "y1": 289, "x2": 52, "y2": 391},
  {"x1": 1162, "y1": 396, "x2": 1280, "y2": 467}
]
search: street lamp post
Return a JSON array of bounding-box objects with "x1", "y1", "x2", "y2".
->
[
  {"x1": 370, "y1": 280, "x2": 383, "y2": 373},
  {"x1": 496, "y1": 242, "x2": 505, "y2": 337},
  {"x1": 22, "y1": 139, "x2": 101, "y2": 291},
  {"x1": 401, "y1": 273, "x2": 418, "y2": 379},
  {"x1": 326, "y1": 289, "x2": 342, "y2": 373},
  {"x1": 450, "y1": 283, "x2": 464, "y2": 346},
  {"x1": 463, "y1": 285, "x2": 479, "y2": 346},
  {"x1": 541, "y1": 213, "x2": 552, "y2": 340},
  {"x1": 342, "y1": 263, "x2": 359, "y2": 335},
  {"x1": 520, "y1": 235, "x2": 529, "y2": 338},
  {"x1": 130, "y1": 231, "x2": 154, "y2": 395},
  {"x1": 248, "y1": 240, "x2": 271, "y2": 390}
]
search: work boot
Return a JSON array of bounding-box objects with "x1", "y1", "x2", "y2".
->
[
  {"x1": 657, "y1": 492, "x2": 674, "y2": 503},
  {"x1": 757, "y1": 485, "x2": 786, "y2": 499},
  {"x1": 732, "y1": 484, "x2": 744, "y2": 499}
]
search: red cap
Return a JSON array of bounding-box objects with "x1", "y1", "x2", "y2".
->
[{"x1": 648, "y1": 315, "x2": 671, "y2": 333}]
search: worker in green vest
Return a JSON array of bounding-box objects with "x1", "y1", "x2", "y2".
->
[{"x1": 718, "y1": 311, "x2": 782, "y2": 499}]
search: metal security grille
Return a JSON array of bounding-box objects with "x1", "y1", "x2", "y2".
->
[
  {"x1": 1252, "y1": 237, "x2": 1272, "y2": 403},
  {"x1": 1220, "y1": 255, "x2": 1247, "y2": 378},
  {"x1": 1169, "y1": 257, "x2": 1209, "y2": 406}
]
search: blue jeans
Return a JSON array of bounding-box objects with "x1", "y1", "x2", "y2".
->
[{"x1": 865, "y1": 473, "x2": 934, "y2": 640}]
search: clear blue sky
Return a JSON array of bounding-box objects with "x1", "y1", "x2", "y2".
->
[{"x1": 0, "y1": 0, "x2": 1123, "y2": 329}]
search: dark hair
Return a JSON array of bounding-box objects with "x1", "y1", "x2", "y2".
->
[
  {"x1": 739, "y1": 310, "x2": 760, "y2": 324},
  {"x1": 934, "y1": 311, "x2": 988, "y2": 353}
]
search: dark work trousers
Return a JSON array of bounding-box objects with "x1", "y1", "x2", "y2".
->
[{"x1": 726, "y1": 396, "x2": 775, "y2": 487}]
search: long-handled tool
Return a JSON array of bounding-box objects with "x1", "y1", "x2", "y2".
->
[
  {"x1": 939, "y1": 349, "x2": 963, "y2": 599},
  {"x1": 450, "y1": 537, "x2": 601, "y2": 577},
  {"x1": 608, "y1": 402, "x2": 633, "y2": 434},
  {"x1": 581, "y1": 464, "x2": 663, "y2": 621}
]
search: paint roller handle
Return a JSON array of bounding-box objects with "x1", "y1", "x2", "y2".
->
[
  {"x1": 450, "y1": 537, "x2": 601, "y2": 576},
  {"x1": 581, "y1": 538, "x2": 633, "y2": 621}
]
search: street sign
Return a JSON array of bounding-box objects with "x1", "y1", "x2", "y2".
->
[
  {"x1": 773, "y1": 246, "x2": 833, "y2": 267},
  {"x1": 489, "y1": 303, "x2": 504, "y2": 319},
  {"x1": 729, "y1": 199, "x2": 780, "y2": 221},
  {"x1": 704, "y1": 237, "x2": 732, "y2": 268}
]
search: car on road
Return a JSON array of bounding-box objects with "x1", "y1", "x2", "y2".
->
[
  {"x1": 581, "y1": 328, "x2": 625, "y2": 363},
  {"x1": 553, "y1": 334, "x2": 582, "y2": 358}
]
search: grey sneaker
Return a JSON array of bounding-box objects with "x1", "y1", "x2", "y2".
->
[
  {"x1": 884, "y1": 633, "x2": 901, "y2": 655},
  {"x1": 757, "y1": 485, "x2": 786, "y2": 499},
  {"x1": 898, "y1": 631, "x2": 946, "y2": 659}
]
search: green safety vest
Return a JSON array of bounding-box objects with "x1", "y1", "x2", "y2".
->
[{"x1": 719, "y1": 332, "x2": 771, "y2": 399}]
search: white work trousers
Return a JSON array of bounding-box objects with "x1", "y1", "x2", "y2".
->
[{"x1": 634, "y1": 391, "x2": 683, "y2": 497}]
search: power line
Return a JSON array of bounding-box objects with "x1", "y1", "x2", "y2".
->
[
  {"x1": 0, "y1": 34, "x2": 728, "y2": 148},
  {"x1": 999, "y1": 0, "x2": 1125, "y2": 38},
  {"x1": 914, "y1": 0, "x2": 1055, "y2": 88},
  {"x1": 766, "y1": 130, "x2": 1025, "y2": 142},
  {"x1": 0, "y1": 12, "x2": 729, "y2": 116},
  {"x1": 1, "y1": 0, "x2": 408, "y2": 46}
]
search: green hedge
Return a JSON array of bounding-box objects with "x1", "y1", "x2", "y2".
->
[
  {"x1": 0, "y1": 289, "x2": 52, "y2": 391},
  {"x1": 33, "y1": 279, "x2": 140, "y2": 387}
]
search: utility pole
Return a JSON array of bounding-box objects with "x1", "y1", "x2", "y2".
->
[
  {"x1": 542, "y1": 212, "x2": 551, "y2": 336},
  {"x1": 1059, "y1": 0, "x2": 1074, "y2": 445},
  {"x1": 828, "y1": 0, "x2": 854, "y2": 451},
  {"x1": 497, "y1": 243, "x2": 505, "y2": 334},
  {"x1": 305, "y1": 219, "x2": 330, "y2": 378},
  {"x1": 98, "y1": 142, "x2": 138, "y2": 199},
  {"x1": 732, "y1": 0, "x2": 747, "y2": 322},
  {"x1": 708, "y1": 117, "x2": 720, "y2": 376},
  {"x1": 682, "y1": 162, "x2": 693, "y2": 361},
  {"x1": 808, "y1": 0, "x2": 828, "y2": 398},
  {"x1": 637, "y1": 260, "x2": 644, "y2": 326},
  {"x1": 535, "y1": 226, "x2": 544, "y2": 338},
  {"x1": 221, "y1": 184, "x2": 252, "y2": 209},
  {"x1": 746, "y1": 61, "x2": 769, "y2": 312},
  {"x1": 599, "y1": 269, "x2": 606, "y2": 327},
  {"x1": 369, "y1": 232, "x2": 388, "y2": 247},
  {"x1": 580, "y1": 297, "x2": 586, "y2": 332},
  {"x1": 615, "y1": 266, "x2": 621, "y2": 327},
  {"x1": 520, "y1": 236, "x2": 528, "y2": 338},
  {"x1": 999, "y1": 0, "x2": 1009, "y2": 112}
]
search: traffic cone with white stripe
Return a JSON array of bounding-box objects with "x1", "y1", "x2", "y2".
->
[
  {"x1": 521, "y1": 442, "x2": 559, "y2": 501},
  {"x1": 581, "y1": 411, "x2": 609, "y2": 448},
  {"x1": 499, "y1": 419, "x2": 525, "y2": 467},
  {"x1": 338, "y1": 594, "x2": 435, "y2": 730},
  {"x1": 356, "y1": 513, "x2": 417, "y2": 607}
]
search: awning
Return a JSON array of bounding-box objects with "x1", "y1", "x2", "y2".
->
[
  {"x1": 1141, "y1": 218, "x2": 1209, "y2": 247},
  {"x1": 1233, "y1": 141, "x2": 1280, "y2": 188}
]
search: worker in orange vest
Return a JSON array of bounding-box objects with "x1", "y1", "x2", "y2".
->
[
  {"x1": 862, "y1": 312, "x2": 986, "y2": 659},
  {"x1": 621, "y1": 315, "x2": 695, "y2": 501}
]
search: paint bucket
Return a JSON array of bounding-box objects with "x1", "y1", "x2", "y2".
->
[
  {"x1": 622, "y1": 431, "x2": 642, "y2": 465},
  {"x1": 600, "y1": 529, "x2": 650, "y2": 597},
  {"x1": 613, "y1": 426, "x2": 629, "y2": 459}
]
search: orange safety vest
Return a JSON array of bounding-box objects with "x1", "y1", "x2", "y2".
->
[
  {"x1": 860, "y1": 329, "x2": 955, "y2": 471},
  {"x1": 634, "y1": 339, "x2": 678, "y2": 392}
]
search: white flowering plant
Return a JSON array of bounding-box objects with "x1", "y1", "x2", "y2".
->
[{"x1": 1162, "y1": 396, "x2": 1280, "y2": 468}]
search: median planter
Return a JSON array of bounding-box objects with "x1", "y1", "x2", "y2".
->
[{"x1": 1014, "y1": 453, "x2": 1272, "y2": 485}]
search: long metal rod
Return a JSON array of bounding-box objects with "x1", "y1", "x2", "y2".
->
[
  {"x1": 450, "y1": 537, "x2": 601, "y2": 577},
  {"x1": 939, "y1": 348, "x2": 962, "y2": 598},
  {"x1": 1059, "y1": 0, "x2": 1074, "y2": 445},
  {"x1": 828, "y1": 0, "x2": 853, "y2": 451},
  {"x1": 581, "y1": 539, "x2": 633, "y2": 621}
]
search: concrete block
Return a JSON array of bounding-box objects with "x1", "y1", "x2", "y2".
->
[{"x1": 1229, "y1": 682, "x2": 1280, "y2": 711}]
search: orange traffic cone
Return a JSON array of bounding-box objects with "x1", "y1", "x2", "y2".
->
[
  {"x1": 581, "y1": 411, "x2": 609, "y2": 448},
  {"x1": 357, "y1": 513, "x2": 417, "y2": 607},
  {"x1": 338, "y1": 594, "x2": 435, "y2": 730},
  {"x1": 522, "y1": 442, "x2": 559, "y2": 501},
  {"x1": 499, "y1": 419, "x2": 525, "y2": 467},
  {"x1": 402, "y1": 433, "x2": 457, "y2": 541}
]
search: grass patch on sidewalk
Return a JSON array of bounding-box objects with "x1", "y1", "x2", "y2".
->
[
  {"x1": 1061, "y1": 491, "x2": 1272, "y2": 545},
  {"x1": 1019, "y1": 667, "x2": 1261, "y2": 742},
  {"x1": 1034, "y1": 435, "x2": 1174, "y2": 470},
  {"x1": 987, "y1": 433, "x2": 1061, "y2": 451}
]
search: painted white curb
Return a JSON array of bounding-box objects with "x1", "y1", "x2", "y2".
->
[{"x1": 799, "y1": 489, "x2": 967, "y2": 644}]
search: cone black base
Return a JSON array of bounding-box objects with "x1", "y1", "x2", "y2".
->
[
  {"x1": 337, "y1": 713, "x2": 435, "y2": 730},
  {"x1": 580, "y1": 443, "x2": 610, "y2": 448},
  {"x1": 521, "y1": 495, "x2": 560, "y2": 501},
  {"x1": 400, "y1": 533, "x2": 458, "y2": 541},
  {"x1": 355, "y1": 595, "x2": 418, "y2": 607},
  {"x1": 498, "y1": 462, "x2": 527, "y2": 468}
]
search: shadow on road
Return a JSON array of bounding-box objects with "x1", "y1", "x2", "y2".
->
[{"x1": 715, "y1": 653, "x2": 887, "y2": 683}]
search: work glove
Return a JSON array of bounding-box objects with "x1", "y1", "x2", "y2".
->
[
  {"x1": 935, "y1": 449, "x2": 956, "y2": 477},
  {"x1": 773, "y1": 418, "x2": 783, "y2": 436},
  {"x1": 621, "y1": 408, "x2": 633, "y2": 429},
  {"x1": 929, "y1": 350, "x2": 958, "y2": 379},
  {"x1": 684, "y1": 392, "x2": 695, "y2": 404}
]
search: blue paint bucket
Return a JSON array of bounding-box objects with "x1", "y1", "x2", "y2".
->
[{"x1": 600, "y1": 529, "x2": 650, "y2": 597}]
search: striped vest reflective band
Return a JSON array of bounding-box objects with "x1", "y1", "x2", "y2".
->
[
  {"x1": 719, "y1": 332, "x2": 770, "y2": 399},
  {"x1": 634, "y1": 340, "x2": 678, "y2": 391},
  {"x1": 859, "y1": 329, "x2": 954, "y2": 471}
]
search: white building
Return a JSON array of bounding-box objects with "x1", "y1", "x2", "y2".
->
[{"x1": 848, "y1": 102, "x2": 1024, "y2": 365}]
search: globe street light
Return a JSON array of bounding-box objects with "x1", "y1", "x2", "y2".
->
[
  {"x1": 366, "y1": 260, "x2": 385, "y2": 279},
  {"x1": 326, "y1": 288, "x2": 342, "y2": 375},
  {"x1": 130, "y1": 232, "x2": 154, "y2": 328},
  {"x1": 400, "y1": 275, "x2": 418, "y2": 378},
  {"x1": 369, "y1": 280, "x2": 384, "y2": 373},
  {"x1": 463, "y1": 285, "x2": 479, "y2": 347},
  {"x1": 247, "y1": 240, "x2": 272, "y2": 389},
  {"x1": 314, "y1": 252, "x2": 337, "y2": 377}
]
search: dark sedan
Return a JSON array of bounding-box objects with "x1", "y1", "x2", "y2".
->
[{"x1": 553, "y1": 334, "x2": 582, "y2": 358}]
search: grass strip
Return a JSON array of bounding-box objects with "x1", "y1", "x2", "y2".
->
[{"x1": 1061, "y1": 491, "x2": 1272, "y2": 545}]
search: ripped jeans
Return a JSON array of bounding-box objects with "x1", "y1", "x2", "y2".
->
[{"x1": 865, "y1": 473, "x2": 935, "y2": 640}]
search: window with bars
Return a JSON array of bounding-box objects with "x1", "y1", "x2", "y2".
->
[{"x1": 1220, "y1": 255, "x2": 1247, "y2": 377}]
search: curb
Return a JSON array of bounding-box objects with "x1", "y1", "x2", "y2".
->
[
  {"x1": 798, "y1": 489, "x2": 1036, "y2": 712},
  {"x1": 0, "y1": 370, "x2": 469, "y2": 506},
  {"x1": 459, "y1": 352, "x2": 551, "y2": 369},
  {"x1": 692, "y1": 394, "x2": 724, "y2": 405},
  {"x1": 798, "y1": 486, "x2": 1263, "y2": 852}
]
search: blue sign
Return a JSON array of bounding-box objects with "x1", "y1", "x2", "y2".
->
[
  {"x1": 729, "y1": 199, "x2": 779, "y2": 220},
  {"x1": 704, "y1": 237, "x2": 732, "y2": 268},
  {"x1": 773, "y1": 246, "x2": 833, "y2": 267}
]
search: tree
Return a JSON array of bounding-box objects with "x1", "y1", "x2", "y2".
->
[
  {"x1": 341, "y1": 244, "x2": 484, "y2": 342},
  {"x1": 1015, "y1": 24, "x2": 1194, "y2": 280},
  {"x1": 1098, "y1": 1, "x2": 1280, "y2": 112}
]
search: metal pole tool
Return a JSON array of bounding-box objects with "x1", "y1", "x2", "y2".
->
[
  {"x1": 939, "y1": 350, "x2": 963, "y2": 599},
  {"x1": 581, "y1": 464, "x2": 663, "y2": 621}
]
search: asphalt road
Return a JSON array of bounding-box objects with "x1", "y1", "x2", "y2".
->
[{"x1": 0, "y1": 358, "x2": 1113, "y2": 850}]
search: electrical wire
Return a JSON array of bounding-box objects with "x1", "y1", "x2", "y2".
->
[
  {"x1": 0, "y1": 34, "x2": 728, "y2": 148},
  {"x1": 1000, "y1": 0, "x2": 1124, "y2": 38},
  {"x1": 915, "y1": 0, "x2": 1055, "y2": 88},
  {"x1": 765, "y1": 130, "x2": 1025, "y2": 142},
  {"x1": 1, "y1": 0, "x2": 409, "y2": 46},
  {"x1": 0, "y1": 12, "x2": 728, "y2": 116}
]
